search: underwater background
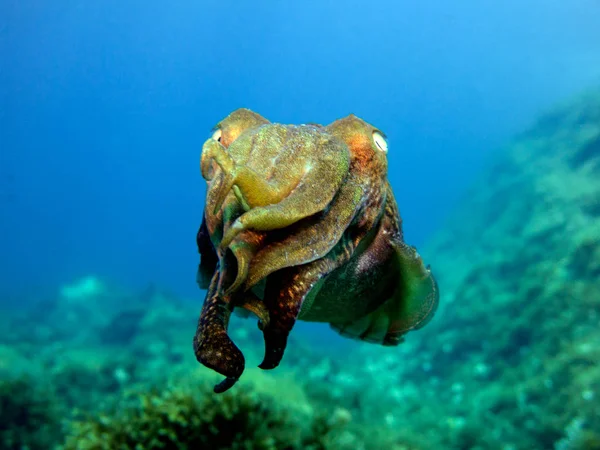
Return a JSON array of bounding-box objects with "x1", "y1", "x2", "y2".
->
[{"x1": 1, "y1": 1, "x2": 599, "y2": 449}]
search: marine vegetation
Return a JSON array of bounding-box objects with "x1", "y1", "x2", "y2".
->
[
  {"x1": 61, "y1": 374, "x2": 392, "y2": 450},
  {"x1": 0, "y1": 375, "x2": 60, "y2": 450},
  {"x1": 194, "y1": 109, "x2": 439, "y2": 391},
  {"x1": 63, "y1": 382, "x2": 296, "y2": 450}
]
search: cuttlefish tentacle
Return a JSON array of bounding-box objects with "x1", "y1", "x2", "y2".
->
[{"x1": 193, "y1": 271, "x2": 244, "y2": 393}]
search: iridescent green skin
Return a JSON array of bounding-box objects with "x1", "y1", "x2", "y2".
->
[{"x1": 194, "y1": 109, "x2": 439, "y2": 393}]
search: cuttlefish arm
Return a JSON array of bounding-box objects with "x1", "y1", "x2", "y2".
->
[
  {"x1": 258, "y1": 227, "x2": 370, "y2": 370},
  {"x1": 193, "y1": 271, "x2": 243, "y2": 393},
  {"x1": 194, "y1": 261, "x2": 272, "y2": 393}
]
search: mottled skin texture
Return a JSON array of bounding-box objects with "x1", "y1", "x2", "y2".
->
[{"x1": 194, "y1": 109, "x2": 439, "y2": 392}]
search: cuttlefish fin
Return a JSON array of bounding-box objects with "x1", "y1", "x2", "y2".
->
[{"x1": 330, "y1": 240, "x2": 439, "y2": 346}]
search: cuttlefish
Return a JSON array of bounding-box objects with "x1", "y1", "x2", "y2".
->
[{"x1": 194, "y1": 109, "x2": 439, "y2": 392}]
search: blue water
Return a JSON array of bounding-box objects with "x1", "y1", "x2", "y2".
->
[{"x1": 1, "y1": 0, "x2": 599, "y2": 302}]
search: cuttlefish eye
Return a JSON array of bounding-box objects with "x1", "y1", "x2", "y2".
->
[
  {"x1": 372, "y1": 131, "x2": 387, "y2": 152},
  {"x1": 212, "y1": 128, "x2": 222, "y2": 142}
]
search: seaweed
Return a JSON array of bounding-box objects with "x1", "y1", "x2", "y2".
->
[{"x1": 62, "y1": 383, "x2": 294, "y2": 449}]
